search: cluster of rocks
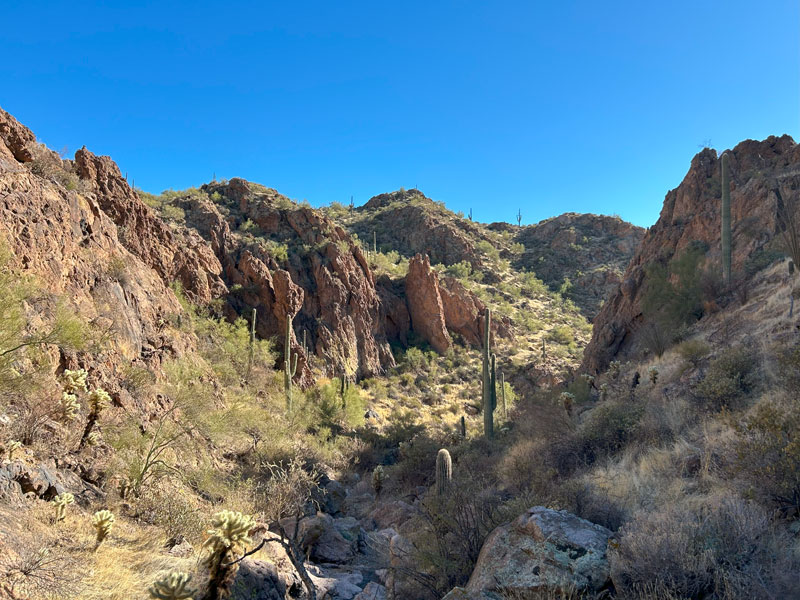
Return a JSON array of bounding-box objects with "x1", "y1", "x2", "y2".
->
[{"x1": 229, "y1": 474, "x2": 614, "y2": 600}]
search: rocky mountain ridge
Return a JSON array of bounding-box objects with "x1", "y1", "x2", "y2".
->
[{"x1": 583, "y1": 134, "x2": 800, "y2": 373}]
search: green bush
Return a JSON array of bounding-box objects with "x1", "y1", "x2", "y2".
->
[
  {"x1": 734, "y1": 398, "x2": 800, "y2": 519},
  {"x1": 547, "y1": 325, "x2": 574, "y2": 346},
  {"x1": 694, "y1": 346, "x2": 757, "y2": 409},
  {"x1": 444, "y1": 261, "x2": 472, "y2": 279},
  {"x1": 676, "y1": 338, "x2": 711, "y2": 368}
]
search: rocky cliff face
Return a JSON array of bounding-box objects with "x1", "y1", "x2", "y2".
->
[
  {"x1": 510, "y1": 213, "x2": 644, "y2": 319},
  {"x1": 177, "y1": 179, "x2": 394, "y2": 382},
  {"x1": 583, "y1": 135, "x2": 800, "y2": 373},
  {"x1": 0, "y1": 107, "x2": 196, "y2": 409},
  {"x1": 348, "y1": 189, "x2": 497, "y2": 275}
]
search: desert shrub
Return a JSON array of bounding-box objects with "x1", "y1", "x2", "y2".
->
[
  {"x1": 676, "y1": 338, "x2": 711, "y2": 368},
  {"x1": 641, "y1": 244, "x2": 707, "y2": 352},
  {"x1": 475, "y1": 240, "x2": 501, "y2": 263},
  {"x1": 444, "y1": 261, "x2": 472, "y2": 279},
  {"x1": 133, "y1": 486, "x2": 204, "y2": 543},
  {"x1": 307, "y1": 379, "x2": 365, "y2": 431},
  {"x1": 552, "y1": 401, "x2": 644, "y2": 472},
  {"x1": 733, "y1": 397, "x2": 800, "y2": 519},
  {"x1": 773, "y1": 342, "x2": 800, "y2": 390},
  {"x1": 546, "y1": 325, "x2": 574, "y2": 346},
  {"x1": 415, "y1": 473, "x2": 524, "y2": 595},
  {"x1": 694, "y1": 346, "x2": 757, "y2": 409},
  {"x1": 610, "y1": 497, "x2": 800, "y2": 599}
]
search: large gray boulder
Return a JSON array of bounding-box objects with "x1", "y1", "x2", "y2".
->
[{"x1": 443, "y1": 507, "x2": 613, "y2": 599}]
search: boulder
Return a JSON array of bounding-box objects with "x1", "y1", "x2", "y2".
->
[
  {"x1": 230, "y1": 558, "x2": 298, "y2": 600},
  {"x1": 457, "y1": 507, "x2": 613, "y2": 598},
  {"x1": 354, "y1": 582, "x2": 387, "y2": 600}
]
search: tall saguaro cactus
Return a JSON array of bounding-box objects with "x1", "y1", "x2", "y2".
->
[
  {"x1": 246, "y1": 308, "x2": 256, "y2": 382},
  {"x1": 501, "y1": 372, "x2": 507, "y2": 418},
  {"x1": 721, "y1": 152, "x2": 732, "y2": 286},
  {"x1": 285, "y1": 315, "x2": 298, "y2": 412},
  {"x1": 435, "y1": 449, "x2": 452, "y2": 496},
  {"x1": 482, "y1": 309, "x2": 494, "y2": 439}
]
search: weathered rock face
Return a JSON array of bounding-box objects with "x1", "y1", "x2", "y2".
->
[
  {"x1": 404, "y1": 254, "x2": 509, "y2": 351},
  {"x1": 0, "y1": 108, "x2": 195, "y2": 407},
  {"x1": 443, "y1": 507, "x2": 613, "y2": 599},
  {"x1": 405, "y1": 254, "x2": 452, "y2": 353},
  {"x1": 176, "y1": 180, "x2": 396, "y2": 381},
  {"x1": 512, "y1": 213, "x2": 644, "y2": 320},
  {"x1": 583, "y1": 135, "x2": 800, "y2": 373},
  {"x1": 74, "y1": 147, "x2": 227, "y2": 305},
  {"x1": 355, "y1": 189, "x2": 491, "y2": 272}
]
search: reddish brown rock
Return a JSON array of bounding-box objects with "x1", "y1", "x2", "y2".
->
[
  {"x1": 405, "y1": 254, "x2": 452, "y2": 353},
  {"x1": 74, "y1": 147, "x2": 226, "y2": 304},
  {"x1": 583, "y1": 135, "x2": 800, "y2": 373},
  {"x1": 439, "y1": 276, "x2": 486, "y2": 347},
  {"x1": 0, "y1": 106, "x2": 36, "y2": 163}
]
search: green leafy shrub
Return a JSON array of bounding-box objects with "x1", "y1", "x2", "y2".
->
[
  {"x1": 694, "y1": 346, "x2": 757, "y2": 409},
  {"x1": 547, "y1": 325, "x2": 574, "y2": 346},
  {"x1": 676, "y1": 338, "x2": 710, "y2": 368},
  {"x1": 734, "y1": 398, "x2": 800, "y2": 519}
]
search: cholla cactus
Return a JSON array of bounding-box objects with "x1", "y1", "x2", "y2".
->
[
  {"x1": 203, "y1": 510, "x2": 254, "y2": 555},
  {"x1": 53, "y1": 492, "x2": 75, "y2": 522},
  {"x1": 648, "y1": 366, "x2": 659, "y2": 385},
  {"x1": 59, "y1": 392, "x2": 80, "y2": 421},
  {"x1": 92, "y1": 509, "x2": 115, "y2": 547},
  {"x1": 86, "y1": 431, "x2": 101, "y2": 447},
  {"x1": 580, "y1": 373, "x2": 595, "y2": 387},
  {"x1": 5, "y1": 440, "x2": 22, "y2": 460},
  {"x1": 87, "y1": 388, "x2": 110, "y2": 414},
  {"x1": 372, "y1": 465, "x2": 385, "y2": 496},
  {"x1": 599, "y1": 382, "x2": 609, "y2": 401},
  {"x1": 609, "y1": 361, "x2": 621, "y2": 379},
  {"x1": 149, "y1": 571, "x2": 195, "y2": 600},
  {"x1": 63, "y1": 369, "x2": 88, "y2": 394},
  {"x1": 559, "y1": 392, "x2": 575, "y2": 417}
]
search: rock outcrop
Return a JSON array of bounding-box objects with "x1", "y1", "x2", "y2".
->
[
  {"x1": 0, "y1": 107, "x2": 196, "y2": 401},
  {"x1": 357, "y1": 189, "x2": 489, "y2": 270},
  {"x1": 443, "y1": 507, "x2": 613, "y2": 599},
  {"x1": 511, "y1": 213, "x2": 644, "y2": 320},
  {"x1": 583, "y1": 135, "x2": 800, "y2": 373},
  {"x1": 405, "y1": 254, "x2": 452, "y2": 353}
]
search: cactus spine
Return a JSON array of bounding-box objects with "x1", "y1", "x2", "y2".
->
[
  {"x1": 149, "y1": 571, "x2": 195, "y2": 600},
  {"x1": 482, "y1": 309, "x2": 494, "y2": 439},
  {"x1": 435, "y1": 449, "x2": 452, "y2": 496},
  {"x1": 92, "y1": 509, "x2": 115, "y2": 548},
  {"x1": 721, "y1": 152, "x2": 732, "y2": 286},
  {"x1": 203, "y1": 510, "x2": 255, "y2": 600},
  {"x1": 284, "y1": 315, "x2": 298, "y2": 412},
  {"x1": 53, "y1": 492, "x2": 74, "y2": 522},
  {"x1": 80, "y1": 387, "x2": 110, "y2": 448}
]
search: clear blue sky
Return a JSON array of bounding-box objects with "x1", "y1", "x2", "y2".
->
[{"x1": 2, "y1": 1, "x2": 797, "y2": 227}]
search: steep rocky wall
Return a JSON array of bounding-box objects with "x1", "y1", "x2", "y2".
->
[
  {"x1": 0, "y1": 107, "x2": 195, "y2": 409},
  {"x1": 583, "y1": 135, "x2": 800, "y2": 373}
]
